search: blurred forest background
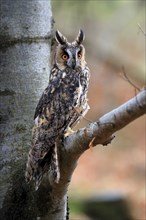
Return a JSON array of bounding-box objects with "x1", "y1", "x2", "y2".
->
[{"x1": 52, "y1": 1, "x2": 145, "y2": 220}]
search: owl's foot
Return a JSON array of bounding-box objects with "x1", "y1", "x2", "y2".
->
[
  {"x1": 64, "y1": 127, "x2": 75, "y2": 137},
  {"x1": 88, "y1": 137, "x2": 96, "y2": 151}
]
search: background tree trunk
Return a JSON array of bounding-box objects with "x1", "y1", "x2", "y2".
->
[{"x1": 0, "y1": 0, "x2": 53, "y2": 219}]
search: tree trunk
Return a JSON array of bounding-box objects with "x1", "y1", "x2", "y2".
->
[{"x1": 0, "y1": 0, "x2": 56, "y2": 219}]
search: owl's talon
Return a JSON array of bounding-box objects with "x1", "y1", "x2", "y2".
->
[
  {"x1": 64, "y1": 127, "x2": 75, "y2": 137},
  {"x1": 88, "y1": 137, "x2": 96, "y2": 150}
]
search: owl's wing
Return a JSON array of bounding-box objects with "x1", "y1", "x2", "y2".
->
[
  {"x1": 34, "y1": 86, "x2": 50, "y2": 120},
  {"x1": 34, "y1": 69, "x2": 60, "y2": 120},
  {"x1": 26, "y1": 70, "x2": 61, "y2": 189}
]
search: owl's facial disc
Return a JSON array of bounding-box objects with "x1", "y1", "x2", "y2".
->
[{"x1": 56, "y1": 44, "x2": 85, "y2": 70}]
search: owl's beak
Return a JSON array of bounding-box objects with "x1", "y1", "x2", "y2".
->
[
  {"x1": 67, "y1": 60, "x2": 75, "y2": 69},
  {"x1": 68, "y1": 59, "x2": 79, "y2": 70},
  {"x1": 71, "y1": 60, "x2": 77, "y2": 69}
]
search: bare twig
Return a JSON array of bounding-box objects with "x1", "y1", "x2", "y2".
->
[
  {"x1": 120, "y1": 66, "x2": 141, "y2": 92},
  {"x1": 73, "y1": 106, "x2": 93, "y2": 123},
  {"x1": 138, "y1": 23, "x2": 146, "y2": 37}
]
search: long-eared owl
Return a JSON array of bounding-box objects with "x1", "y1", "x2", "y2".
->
[{"x1": 25, "y1": 30, "x2": 90, "y2": 190}]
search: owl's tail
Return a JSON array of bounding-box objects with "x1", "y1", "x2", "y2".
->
[
  {"x1": 25, "y1": 142, "x2": 60, "y2": 190},
  {"x1": 48, "y1": 142, "x2": 60, "y2": 185}
]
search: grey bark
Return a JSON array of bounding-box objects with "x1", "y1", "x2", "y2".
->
[{"x1": 0, "y1": 0, "x2": 58, "y2": 219}]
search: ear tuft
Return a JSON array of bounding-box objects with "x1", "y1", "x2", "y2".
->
[
  {"x1": 75, "y1": 29, "x2": 85, "y2": 45},
  {"x1": 55, "y1": 30, "x2": 67, "y2": 45}
]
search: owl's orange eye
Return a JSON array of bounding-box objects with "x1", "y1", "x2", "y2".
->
[
  {"x1": 62, "y1": 54, "x2": 69, "y2": 60},
  {"x1": 78, "y1": 53, "x2": 82, "y2": 59}
]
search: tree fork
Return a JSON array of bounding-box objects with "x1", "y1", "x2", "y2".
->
[{"x1": 41, "y1": 89, "x2": 146, "y2": 220}]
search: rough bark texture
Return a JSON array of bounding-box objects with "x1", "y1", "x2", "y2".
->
[{"x1": 0, "y1": 0, "x2": 56, "y2": 219}]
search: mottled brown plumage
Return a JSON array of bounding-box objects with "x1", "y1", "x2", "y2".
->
[{"x1": 25, "y1": 30, "x2": 90, "y2": 190}]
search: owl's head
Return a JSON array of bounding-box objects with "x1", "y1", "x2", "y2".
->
[{"x1": 55, "y1": 30, "x2": 86, "y2": 70}]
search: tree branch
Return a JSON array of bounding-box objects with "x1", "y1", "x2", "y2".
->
[{"x1": 65, "y1": 89, "x2": 146, "y2": 157}]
